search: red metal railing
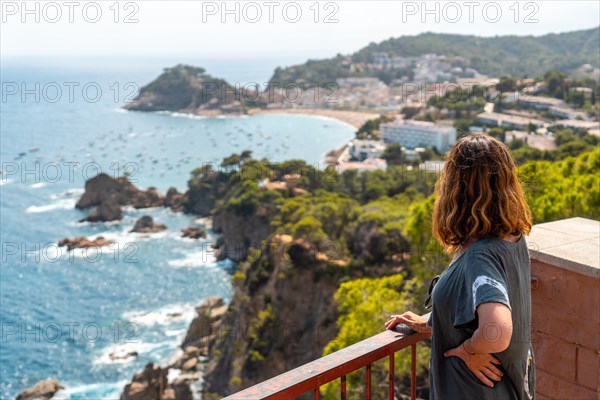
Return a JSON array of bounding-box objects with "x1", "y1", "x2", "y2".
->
[{"x1": 222, "y1": 314, "x2": 431, "y2": 400}]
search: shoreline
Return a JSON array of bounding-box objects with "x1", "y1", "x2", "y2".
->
[{"x1": 246, "y1": 108, "x2": 380, "y2": 130}]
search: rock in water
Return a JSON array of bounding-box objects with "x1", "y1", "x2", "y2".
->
[
  {"x1": 165, "y1": 187, "x2": 187, "y2": 212},
  {"x1": 58, "y1": 236, "x2": 114, "y2": 251},
  {"x1": 120, "y1": 362, "x2": 192, "y2": 400},
  {"x1": 120, "y1": 362, "x2": 168, "y2": 400},
  {"x1": 81, "y1": 193, "x2": 123, "y2": 222},
  {"x1": 181, "y1": 227, "x2": 206, "y2": 239},
  {"x1": 130, "y1": 216, "x2": 167, "y2": 233},
  {"x1": 76, "y1": 173, "x2": 167, "y2": 222},
  {"x1": 16, "y1": 379, "x2": 64, "y2": 400}
]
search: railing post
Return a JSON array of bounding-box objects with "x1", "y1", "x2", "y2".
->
[
  {"x1": 389, "y1": 353, "x2": 395, "y2": 400},
  {"x1": 411, "y1": 344, "x2": 417, "y2": 400},
  {"x1": 341, "y1": 375, "x2": 347, "y2": 400},
  {"x1": 313, "y1": 387, "x2": 320, "y2": 400},
  {"x1": 366, "y1": 364, "x2": 372, "y2": 400}
]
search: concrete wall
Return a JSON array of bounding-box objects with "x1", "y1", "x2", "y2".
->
[{"x1": 531, "y1": 259, "x2": 599, "y2": 399}]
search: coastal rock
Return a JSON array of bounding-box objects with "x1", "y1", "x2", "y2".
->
[
  {"x1": 130, "y1": 216, "x2": 167, "y2": 233},
  {"x1": 58, "y1": 236, "x2": 114, "y2": 251},
  {"x1": 76, "y1": 174, "x2": 166, "y2": 222},
  {"x1": 120, "y1": 363, "x2": 168, "y2": 400},
  {"x1": 121, "y1": 298, "x2": 227, "y2": 400},
  {"x1": 165, "y1": 187, "x2": 187, "y2": 212},
  {"x1": 182, "y1": 297, "x2": 225, "y2": 350},
  {"x1": 109, "y1": 350, "x2": 139, "y2": 362},
  {"x1": 81, "y1": 193, "x2": 123, "y2": 222},
  {"x1": 181, "y1": 227, "x2": 206, "y2": 239},
  {"x1": 16, "y1": 378, "x2": 64, "y2": 400}
]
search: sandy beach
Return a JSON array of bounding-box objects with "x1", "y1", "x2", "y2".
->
[{"x1": 247, "y1": 108, "x2": 380, "y2": 129}]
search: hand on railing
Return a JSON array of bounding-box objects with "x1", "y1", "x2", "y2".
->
[{"x1": 385, "y1": 311, "x2": 432, "y2": 335}]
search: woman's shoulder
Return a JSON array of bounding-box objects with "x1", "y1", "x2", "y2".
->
[{"x1": 473, "y1": 234, "x2": 525, "y2": 251}]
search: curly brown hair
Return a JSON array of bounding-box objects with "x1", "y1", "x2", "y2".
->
[{"x1": 432, "y1": 133, "x2": 532, "y2": 252}]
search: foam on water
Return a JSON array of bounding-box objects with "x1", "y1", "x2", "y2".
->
[
  {"x1": 167, "y1": 250, "x2": 218, "y2": 268},
  {"x1": 122, "y1": 303, "x2": 196, "y2": 327},
  {"x1": 94, "y1": 341, "x2": 173, "y2": 366},
  {"x1": 26, "y1": 198, "x2": 77, "y2": 213},
  {"x1": 53, "y1": 380, "x2": 128, "y2": 400}
]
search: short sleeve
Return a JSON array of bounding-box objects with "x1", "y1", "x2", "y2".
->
[{"x1": 453, "y1": 250, "x2": 511, "y2": 329}]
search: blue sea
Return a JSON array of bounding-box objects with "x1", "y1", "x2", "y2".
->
[{"x1": 0, "y1": 57, "x2": 355, "y2": 399}]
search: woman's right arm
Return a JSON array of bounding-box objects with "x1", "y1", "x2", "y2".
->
[{"x1": 385, "y1": 311, "x2": 432, "y2": 334}]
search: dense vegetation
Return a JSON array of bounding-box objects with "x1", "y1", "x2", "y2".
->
[{"x1": 269, "y1": 27, "x2": 600, "y2": 87}]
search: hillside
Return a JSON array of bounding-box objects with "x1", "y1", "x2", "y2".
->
[
  {"x1": 269, "y1": 27, "x2": 600, "y2": 86},
  {"x1": 125, "y1": 64, "x2": 265, "y2": 114}
]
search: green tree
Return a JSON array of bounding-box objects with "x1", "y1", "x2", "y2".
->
[{"x1": 382, "y1": 144, "x2": 404, "y2": 165}]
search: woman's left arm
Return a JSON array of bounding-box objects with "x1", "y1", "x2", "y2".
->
[
  {"x1": 444, "y1": 302, "x2": 513, "y2": 387},
  {"x1": 465, "y1": 302, "x2": 513, "y2": 353}
]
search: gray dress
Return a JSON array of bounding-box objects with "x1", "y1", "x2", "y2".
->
[{"x1": 428, "y1": 235, "x2": 535, "y2": 400}]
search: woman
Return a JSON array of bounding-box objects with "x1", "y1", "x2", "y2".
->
[{"x1": 385, "y1": 134, "x2": 535, "y2": 400}]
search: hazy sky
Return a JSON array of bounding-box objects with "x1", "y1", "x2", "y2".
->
[{"x1": 2, "y1": 0, "x2": 599, "y2": 59}]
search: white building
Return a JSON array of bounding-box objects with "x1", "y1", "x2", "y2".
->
[
  {"x1": 477, "y1": 112, "x2": 546, "y2": 131},
  {"x1": 517, "y1": 95, "x2": 565, "y2": 110},
  {"x1": 548, "y1": 106, "x2": 589, "y2": 121},
  {"x1": 349, "y1": 139, "x2": 387, "y2": 161},
  {"x1": 381, "y1": 119, "x2": 457, "y2": 152},
  {"x1": 337, "y1": 158, "x2": 387, "y2": 173}
]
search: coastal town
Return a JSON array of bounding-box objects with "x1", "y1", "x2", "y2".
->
[{"x1": 254, "y1": 53, "x2": 600, "y2": 173}]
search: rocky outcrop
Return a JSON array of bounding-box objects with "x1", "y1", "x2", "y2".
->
[
  {"x1": 120, "y1": 363, "x2": 176, "y2": 400},
  {"x1": 81, "y1": 193, "x2": 123, "y2": 222},
  {"x1": 181, "y1": 297, "x2": 227, "y2": 350},
  {"x1": 76, "y1": 175, "x2": 189, "y2": 222},
  {"x1": 120, "y1": 297, "x2": 227, "y2": 400},
  {"x1": 165, "y1": 188, "x2": 187, "y2": 212},
  {"x1": 212, "y1": 208, "x2": 272, "y2": 262},
  {"x1": 181, "y1": 227, "x2": 206, "y2": 239},
  {"x1": 124, "y1": 65, "x2": 265, "y2": 114},
  {"x1": 130, "y1": 216, "x2": 167, "y2": 233},
  {"x1": 16, "y1": 379, "x2": 63, "y2": 400},
  {"x1": 77, "y1": 174, "x2": 164, "y2": 222},
  {"x1": 201, "y1": 235, "x2": 341, "y2": 397},
  {"x1": 58, "y1": 236, "x2": 114, "y2": 251},
  {"x1": 77, "y1": 174, "x2": 164, "y2": 210}
]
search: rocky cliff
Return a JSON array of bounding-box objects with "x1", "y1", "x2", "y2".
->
[
  {"x1": 211, "y1": 206, "x2": 272, "y2": 263},
  {"x1": 201, "y1": 234, "x2": 341, "y2": 397}
]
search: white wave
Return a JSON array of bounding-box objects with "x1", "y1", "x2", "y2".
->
[
  {"x1": 122, "y1": 303, "x2": 196, "y2": 327},
  {"x1": 94, "y1": 341, "x2": 169, "y2": 366},
  {"x1": 0, "y1": 179, "x2": 12, "y2": 186},
  {"x1": 165, "y1": 328, "x2": 187, "y2": 337},
  {"x1": 167, "y1": 368, "x2": 181, "y2": 384},
  {"x1": 91, "y1": 225, "x2": 172, "y2": 247},
  {"x1": 30, "y1": 182, "x2": 48, "y2": 189},
  {"x1": 113, "y1": 108, "x2": 128, "y2": 113},
  {"x1": 70, "y1": 219, "x2": 121, "y2": 228},
  {"x1": 167, "y1": 250, "x2": 217, "y2": 268},
  {"x1": 49, "y1": 188, "x2": 84, "y2": 200},
  {"x1": 53, "y1": 380, "x2": 128, "y2": 400},
  {"x1": 26, "y1": 198, "x2": 77, "y2": 213},
  {"x1": 165, "y1": 111, "x2": 206, "y2": 120}
]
